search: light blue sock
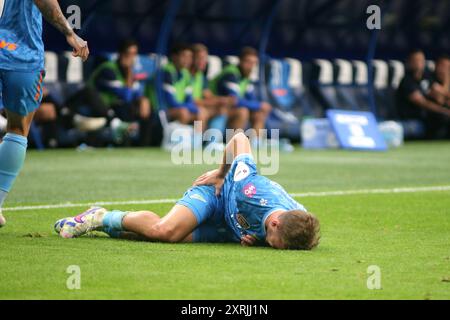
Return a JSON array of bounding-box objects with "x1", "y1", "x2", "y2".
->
[
  {"x1": 0, "y1": 190, "x2": 7, "y2": 208},
  {"x1": 0, "y1": 133, "x2": 28, "y2": 201},
  {"x1": 102, "y1": 210, "x2": 128, "y2": 232},
  {"x1": 103, "y1": 226, "x2": 122, "y2": 239}
]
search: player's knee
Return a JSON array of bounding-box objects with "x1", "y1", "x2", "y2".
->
[
  {"x1": 179, "y1": 109, "x2": 193, "y2": 124},
  {"x1": 254, "y1": 103, "x2": 271, "y2": 119},
  {"x1": 169, "y1": 108, "x2": 191, "y2": 124},
  {"x1": 139, "y1": 97, "x2": 151, "y2": 120},
  {"x1": 6, "y1": 123, "x2": 27, "y2": 136},
  {"x1": 150, "y1": 223, "x2": 180, "y2": 243},
  {"x1": 232, "y1": 108, "x2": 250, "y2": 123},
  {"x1": 6, "y1": 110, "x2": 35, "y2": 136},
  {"x1": 262, "y1": 102, "x2": 272, "y2": 114},
  {"x1": 238, "y1": 107, "x2": 250, "y2": 118}
]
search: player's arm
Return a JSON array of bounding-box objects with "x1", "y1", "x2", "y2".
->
[
  {"x1": 409, "y1": 90, "x2": 450, "y2": 117},
  {"x1": 240, "y1": 234, "x2": 257, "y2": 247},
  {"x1": 33, "y1": 0, "x2": 89, "y2": 61},
  {"x1": 193, "y1": 132, "x2": 251, "y2": 195},
  {"x1": 218, "y1": 132, "x2": 251, "y2": 177}
]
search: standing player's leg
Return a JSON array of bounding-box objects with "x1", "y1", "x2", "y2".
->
[
  {"x1": 0, "y1": 69, "x2": 44, "y2": 227},
  {"x1": 228, "y1": 107, "x2": 250, "y2": 131},
  {"x1": 250, "y1": 102, "x2": 272, "y2": 137},
  {"x1": 0, "y1": 111, "x2": 36, "y2": 227}
]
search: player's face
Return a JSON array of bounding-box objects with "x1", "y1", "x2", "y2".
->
[
  {"x1": 120, "y1": 45, "x2": 138, "y2": 69},
  {"x1": 194, "y1": 49, "x2": 208, "y2": 72},
  {"x1": 239, "y1": 54, "x2": 258, "y2": 78},
  {"x1": 408, "y1": 52, "x2": 425, "y2": 74},
  {"x1": 265, "y1": 226, "x2": 286, "y2": 249},
  {"x1": 435, "y1": 59, "x2": 450, "y2": 82},
  {"x1": 177, "y1": 49, "x2": 193, "y2": 70}
]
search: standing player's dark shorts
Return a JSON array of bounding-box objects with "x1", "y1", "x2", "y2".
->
[
  {"x1": 0, "y1": 69, "x2": 45, "y2": 116},
  {"x1": 177, "y1": 185, "x2": 240, "y2": 243}
]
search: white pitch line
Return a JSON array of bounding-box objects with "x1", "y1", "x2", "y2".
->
[
  {"x1": 290, "y1": 185, "x2": 450, "y2": 197},
  {"x1": 2, "y1": 185, "x2": 450, "y2": 212}
]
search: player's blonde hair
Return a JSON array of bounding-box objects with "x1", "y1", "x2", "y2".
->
[{"x1": 278, "y1": 210, "x2": 320, "y2": 250}]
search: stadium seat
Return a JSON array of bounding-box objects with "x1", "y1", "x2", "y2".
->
[
  {"x1": 224, "y1": 55, "x2": 239, "y2": 66},
  {"x1": 291, "y1": 59, "x2": 323, "y2": 117},
  {"x1": 372, "y1": 59, "x2": 396, "y2": 119},
  {"x1": 267, "y1": 59, "x2": 296, "y2": 111},
  {"x1": 206, "y1": 55, "x2": 222, "y2": 80},
  {"x1": 44, "y1": 51, "x2": 58, "y2": 83},
  {"x1": 309, "y1": 59, "x2": 343, "y2": 111},
  {"x1": 264, "y1": 59, "x2": 297, "y2": 139},
  {"x1": 334, "y1": 59, "x2": 361, "y2": 110},
  {"x1": 285, "y1": 58, "x2": 302, "y2": 90},
  {"x1": 265, "y1": 57, "x2": 324, "y2": 141},
  {"x1": 63, "y1": 51, "x2": 84, "y2": 83},
  {"x1": 373, "y1": 60, "x2": 389, "y2": 90},
  {"x1": 352, "y1": 60, "x2": 370, "y2": 111},
  {"x1": 388, "y1": 60, "x2": 405, "y2": 89},
  {"x1": 149, "y1": 53, "x2": 168, "y2": 67},
  {"x1": 134, "y1": 55, "x2": 157, "y2": 82}
]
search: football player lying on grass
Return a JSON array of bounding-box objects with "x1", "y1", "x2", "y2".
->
[{"x1": 54, "y1": 132, "x2": 320, "y2": 250}]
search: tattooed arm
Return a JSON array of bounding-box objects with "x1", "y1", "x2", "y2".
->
[{"x1": 33, "y1": 0, "x2": 89, "y2": 61}]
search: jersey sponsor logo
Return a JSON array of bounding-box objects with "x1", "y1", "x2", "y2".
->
[
  {"x1": 0, "y1": 39, "x2": 17, "y2": 51},
  {"x1": 190, "y1": 193, "x2": 207, "y2": 203},
  {"x1": 234, "y1": 161, "x2": 250, "y2": 182},
  {"x1": 243, "y1": 183, "x2": 257, "y2": 198},
  {"x1": 236, "y1": 213, "x2": 250, "y2": 229}
]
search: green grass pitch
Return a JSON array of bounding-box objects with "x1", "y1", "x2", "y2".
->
[{"x1": 0, "y1": 142, "x2": 449, "y2": 299}]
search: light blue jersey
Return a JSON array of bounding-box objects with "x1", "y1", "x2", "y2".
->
[
  {"x1": 0, "y1": 0, "x2": 44, "y2": 72},
  {"x1": 223, "y1": 154, "x2": 306, "y2": 242},
  {"x1": 177, "y1": 153, "x2": 306, "y2": 244}
]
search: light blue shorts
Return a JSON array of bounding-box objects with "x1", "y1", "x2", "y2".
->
[
  {"x1": 177, "y1": 185, "x2": 239, "y2": 243},
  {"x1": 0, "y1": 69, "x2": 45, "y2": 116}
]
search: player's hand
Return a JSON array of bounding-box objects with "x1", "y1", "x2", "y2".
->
[
  {"x1": 66, "y1": 32, "x2": 89, "y2": 62},
  {"x1": 193, "y1": 169, "x2": 225, "y2": 196},
  {"x1": 241, "y1": 235, "x2": 257, "y2": 247}
]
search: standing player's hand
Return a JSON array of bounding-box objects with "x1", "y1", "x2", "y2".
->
[
  {"x1": 66, "y1": 32, "x2": 89, "y2": 61},
  {"x1": 193, "y1": 169, "x2": 225, "y2": 196},
  {"x1": 240, "y1": 235, "x2": 257, "y2": 247}
]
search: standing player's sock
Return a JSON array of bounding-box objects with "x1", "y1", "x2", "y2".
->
[
  {"x1": 0, "y1": 189, "x2": 7, "y2": 208},
  {"x1": 0, "y1": 189, "x2": 7, "y2": 227},
  {"x1": 0, "y1": 133, "x2": 28, "y2": 207}
]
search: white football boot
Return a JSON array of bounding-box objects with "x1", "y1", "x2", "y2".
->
[
  {"x1": 59, "y1": 207, "x2": 107, "y2": 238},
  {"x1": 54, "y1": 217, "x2": 71, "y2": 234}
]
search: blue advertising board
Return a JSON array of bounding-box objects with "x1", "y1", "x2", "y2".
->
[
  {"x1": 301, "y1": 118, "x2": 338, "y2": 149},
  {"x1": 326, "y1": 110, "x2": 387, "y2": 151}
]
